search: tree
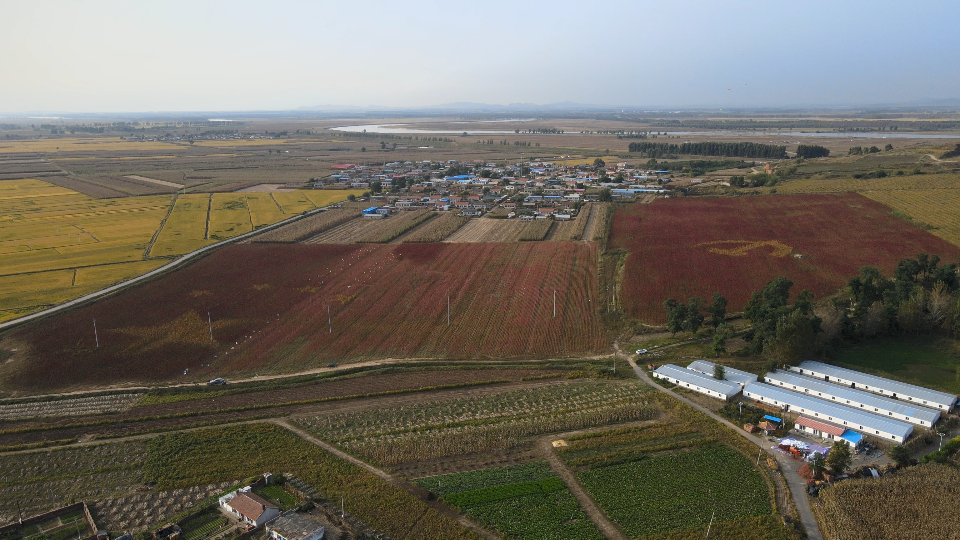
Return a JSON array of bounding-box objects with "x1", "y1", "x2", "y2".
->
[
  {"x1": 346, "y1": 194, "x2": 356, "y2": 202},
  {"x1": 713, "y1": 363, "x2": 726, "y2": 380},
  {"x1": 712, "y1": 324, "x2": 732, "y2": 357},
  {"x1": 663, "y1": 298, "x2": 687, "y2": 336},
  {"x1": 380, "y1": 141, "x2": 386, "y2": 150},
  {"x1": 593, "y1": 157, "x2": 605, "y2": 169},
  {"x1": 884, "y1": 143, "x2": 893, "y2": 151},
  {"x1": 370, "y1": 181, "x2": 382, "y2": 194},
  {"x1": 686, "y1": 298, "x2": 704, "y2": 333},
  {"x1": 360, "y1": 147, "x2": 366, "y2": 152},
  {"x1": 767, "y1": 309, "x2": 818, "y2": 365},
  {"x1": 888, "y1": 444, "x2": 911, "y2": 468},
  {"x1": 597, "y1": 187, "x2": 612, "y2": 202},
  {"x1": 825, "y1": 441, "x2": 852, "y2": 475},
  {"x1": 708, "y1": 292, "x2": 728, "y2": 328},
  {"x1": 808, "y1": 452, "x2": 826, "y2": 478}
]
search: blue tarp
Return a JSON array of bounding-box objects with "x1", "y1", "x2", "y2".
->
[
  {"x1": 763, "y1": 415, "x2": 782, "y2": 423},
  {"x1": 362, "y1": 207, "x2": 378, "y2": 214}
]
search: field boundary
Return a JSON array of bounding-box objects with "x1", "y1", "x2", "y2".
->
[
  {"x1": 145, "y1": 193, "x2": 179, "y2": 258},
  {"x1": 0, "y1": 205, "x2": 331, "y2": 332}
]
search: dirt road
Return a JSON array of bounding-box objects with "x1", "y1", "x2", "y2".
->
[{"x1": 580, "y1": 203, "x2": 599, "y2": 241}]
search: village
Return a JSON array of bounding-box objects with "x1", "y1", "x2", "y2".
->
[{"x1": 318, "y1": 158, "x2": 673, "y2": 219}]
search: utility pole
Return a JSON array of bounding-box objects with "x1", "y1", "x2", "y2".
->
[
  {"x1": 93, "y1": 318, "x2": 99, "y2": 348},
  {"x1": 553, "y1": 289, "x2": 556, "y2": 318},
  {"x1": 447, "y1": 294, "x2": 450, "y2": 327},
  {"x1": 327, "y1": 304, "x2": 332, "y2": 334},
  {"x1": 704, "y1": 509, "x2": 715, "y2": 539},
  {"x1": 208, "y1": 311, "x2": 214, "y2": 342}
]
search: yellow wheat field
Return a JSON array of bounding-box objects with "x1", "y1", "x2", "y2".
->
[
  {"x1": 0, "y1": 137, "x2": 181, "y2": 154},
  {"x1": 863, "y1": 189, "x2": 960, "y2": 247}
]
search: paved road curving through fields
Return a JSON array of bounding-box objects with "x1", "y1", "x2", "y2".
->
[
  {"x1": 626, "y1": 355, "x2": 823, "y2": 540},
  {"x1": 0, "y1": 205, "x2": 331, "y2": 333}
]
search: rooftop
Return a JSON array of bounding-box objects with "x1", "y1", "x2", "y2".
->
[
  {"x1": 687, "y1": 360, "x2": 759, "y2": 387},
  {"x1": 654, "y1": 364, "x2": 741, "y2": 396},
  {"x1": 764, "y1": 370, "x2": 941, "y2": 424},
  {"x1": 744, "y1": 382, "x2": 913, "y2": 440},
  {"x1": 228, "y1": 492, "x2": 278, "y2": 521},
  {"x1": 267, "y1": 513, "x2": 328, "y2": 540},
  {"x1": 795, "y1": 361, "x2": 957, "y2": 408}
]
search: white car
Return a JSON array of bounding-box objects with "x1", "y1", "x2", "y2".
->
[{"x1": 636, "y1": 349, "x2": 648, "y2": 355}]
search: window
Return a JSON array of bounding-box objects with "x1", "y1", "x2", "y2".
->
[{"x1": 876, "y1": 431, "x2": 879, "y2": 434}]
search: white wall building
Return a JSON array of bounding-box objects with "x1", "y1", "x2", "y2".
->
[
  {"x1": 743, "y1": 382, "x2": 913, "y2": 443},
  {"x1": 653, "y1": 364, "x2": 740, "y2": 400},
  {"x1": 764, "y1": 370, "x2": 940, "y2": 427},
  {"x1": 791, "y1": 361, "x2": 957, "y2": 411}
]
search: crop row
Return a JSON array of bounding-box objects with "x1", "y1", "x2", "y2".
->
[
  {"x1": 297, "y1": 381, "x2": 657, "y2": 465},
  {"x1": 253, "y1": 208, "x2": 357, "y2": 243},
  {"x1": 517, "y1": 219, "x2": 553, "y2": 241},
  {"x1": 815, "y1": 464, "x2": 960, "y2": 540},
  {"x1": 415, "y1": 462, "x2": 603, "y2": 540},
  {"x1": 578, "y1": 443, "x2": 771, "y2": 537},
  {"x1": 0, "y1": 393, "x2": 143, "y2": 421},
  {"x1": 400, "y1": 213, "x2": 470, "y2": 243},
  {"x1": 354, "y1": 210, "x2": 433, "y2": 243}
]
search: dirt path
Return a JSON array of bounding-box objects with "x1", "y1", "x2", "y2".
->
[
  {"x1": 542, "y1": 221, "x2": 561, "y2": 241},
  {"x1": 625, "y1": 355, "x2": 823, "y2": 540},
  {"x1": 580, "y1": 204, "x2": 599, "y2": 241},
  {"x1": 144, "y1": 193, "x2": 178, "y2": 258},
  {"x1": 272, "y1": 419, "x2": 502, "y2": 540}
]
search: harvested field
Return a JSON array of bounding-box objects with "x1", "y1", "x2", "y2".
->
[
  {"x1": 252, "y1": 208, "x2": 357, "y2": 243},
  {"x1": 443, "y1": 218, "x2": 537, "y2": 242},
  {"x1": 123, "y1": 175, "x2": 184, "y2": 189},
  {"x1": 399, "y1": 212, "x2": 470, "y2": 243},
  {"x1": 235, "y1": 183, "x2": 294, "y2": 192},
  {"x1": 610, "y1": 193, "x2": 960, "y2": 322},
  {"x1": 2, "y1": 242, "x2": 609, "y2": 391},
  {"x1": 302, "y1": 210, "x2": 431, "y2": 244},
  {"x1": 518, "y1": 218, "x2": 552, "y2": 241}
]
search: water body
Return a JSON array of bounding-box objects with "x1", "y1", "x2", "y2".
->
[
  {"x1": 330, "y1": 123, "x2": 518, "y2": 134},
  {"x1": 331, "y1": 124, "x2": 960, "y2": 139}
]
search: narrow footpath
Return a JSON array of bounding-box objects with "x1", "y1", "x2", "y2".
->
[{"x1": 627, "y1": 357, "x2": 824, "y2": 540}]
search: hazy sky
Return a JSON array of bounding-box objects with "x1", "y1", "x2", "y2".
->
[{"x1": 2, "y1": 0, "x2": 959, "y2": 113}]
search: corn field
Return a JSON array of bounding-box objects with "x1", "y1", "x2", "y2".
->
[{"x1": 0, "y1": 393, "x2": 142, "y2": 421}]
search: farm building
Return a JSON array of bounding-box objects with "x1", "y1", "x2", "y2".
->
[
  {"x1": 686, "y1": 360, "x2": 758, "y2": 388},
  {"x1": 743, "y1": 382, "x2": 913, "y2": 443},
  {"x1": 221, "y1": 492, "x2": 279, "y2": 528},
  {"x1": 791, "y1": 361, "x2": 957, "y2": 411},
  {"x1": 266, "y1": 513, "x2": 329, "y2": 540},
  {"x1": 653, "y1": 364, "x2": 741, "y2": 400},
  {"x1": 794, "y1": 416, "x2": 864, "y2": 449},
  {"x1": 764, "y1": 370, "x2": 941, "y2": 427}
]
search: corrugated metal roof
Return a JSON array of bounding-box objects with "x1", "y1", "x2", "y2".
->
[
  {"x1": 654, "y1": 364, "x2": 740, "y2": 397},
  {"x1": 796, "y1": 416, "x2": 845, "y2": 437},
  {"x1": 743, "y1": 382, "x2": 913, "y2": 441},
  {"x1": 795, "y1": 361, "x2": 957, "y2": 408},
  {"x1": 687, "y1": 360, "x2": 759, "y2": 387},
  {"x1": 764, "y1": 370, "x2": 940, "y2": 425}
]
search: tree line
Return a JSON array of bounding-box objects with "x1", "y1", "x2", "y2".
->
[
  {"x1": 628, "y1": 141, "x2": 787, "y2": 159},
  {"x1": 795, "y1": 145, "x2": 830, "y2": 159}
]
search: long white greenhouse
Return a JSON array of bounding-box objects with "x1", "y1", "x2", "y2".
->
[{"x1": 791, "y1": 361, "x2": 957, "y2": 411}]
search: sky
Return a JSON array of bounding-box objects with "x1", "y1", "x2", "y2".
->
[{"x1": 2, "y1": 0, "x2": 959, "y2": 113}]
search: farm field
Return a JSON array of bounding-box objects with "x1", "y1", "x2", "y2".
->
[
  {"x1": 577, "y1": 444, "x2": 770, "y2": 537},
  {"x1": 397, "y1": 212, "x2": 470, "y2": 243},
  {"x1": 295, "y1": 380, "x2": 656, "y2": 467},
  {"x1": 609, "y1": 193, "x2": 960, "y2": 322},
  {"x1": 443, "y1": 217, "x2": 572, "y2": 243},
  {"x1": 774, "y1": 173, "x2": 960, "y2": 247},
  {"x1": 301, "y1": 210, "x2": 432, "y2": 244},
  {"x1": 251, "y1": 208, "x2": 358, "y2": 243},
  {"x1": 1, "y1": 242, "x2": 609, "y2": 391},
  {"x1": 814, "y1": 464, "x2": 960, "y2": 540},
  {"x1": 414, "y1": 462, "x2": 604, "y2": 540},
  {"x1": 0, "y1": 179, "x2": 360, "y2": 320}
]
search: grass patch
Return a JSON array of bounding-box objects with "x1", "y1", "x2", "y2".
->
[{"x1": 829, "y1": 336, "x2": 960, "y2": 394}]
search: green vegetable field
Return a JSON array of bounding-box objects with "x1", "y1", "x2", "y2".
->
[
  {"x1": 416, "y1": 462, "x2": 603, "y2": 540},
  {"x1": 577, "y1": 444, "x2": 770, "y2": 537}
]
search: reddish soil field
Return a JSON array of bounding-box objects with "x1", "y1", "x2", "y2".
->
[
  {"x1": 2, "y1": 242, "x2": 607, "y2": 391},
  {"x1": 609, "y1": 193, "x2": 960, "y2": 322}
]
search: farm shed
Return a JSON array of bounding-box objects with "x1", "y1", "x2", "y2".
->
[
  {"x1": 266, "y1": 513, "x2": 328, "y2": 540},
  {"x1": 653, "y1": 364, "x2": 740, "y2": 400},
  {"x1": 791, "y1": 361, "x2": 957, "y2": 411},
  {"x1": 765, "y1": 370, "x2": 941, "y2": 427},
  {"x1": 743, "y1": 382, "x2": 913, "y2": 443},
  {"x1": 687, "y1": 360, "x2": 758, "y2": 388}
]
